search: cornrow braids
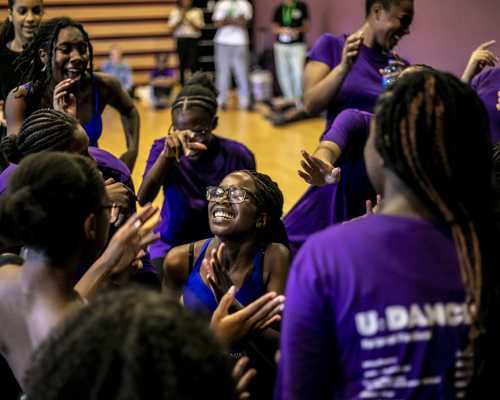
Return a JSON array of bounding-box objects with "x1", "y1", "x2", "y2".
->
[
  {"x1": 14, "y1": 17, "x2": 94, "y2": 109},
  {"x1": 171, "y1": 72, "x2": 219, "y2": 118},
  {"x1": 373, "y1": 70, "x2": 500, "y2": 398},
  {"x1": 26, "y1": 288, "x2": 238, "y2": 400},
  {"x1": 0, "y1": 109, "x2": 79, "y2": 164},
  {"x1": 240, "y1": 170, "x2": 290, "y2": 249}
]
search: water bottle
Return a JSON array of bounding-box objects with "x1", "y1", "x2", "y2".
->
[{"x1": 382, "y1": 58, "x2": 398, "y2": 87}]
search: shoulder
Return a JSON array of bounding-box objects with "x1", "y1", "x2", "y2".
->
[
  {"x1": 314, "y1": 33, "x2": 346, "y2": 49},
  {"x1": 90, "y1": 147, "x2": 131, "y2": 177},
  {"x1": 473, "y1": 68, "x2": 500, "y2": 87},
  {"x1": 94, "y1": 72, "x2": 122, "y2": 94},
  {"x1": 262, "y1": 242, "x2": 291, "y2": 292},
  {"x1": 337, "y1": 108, "x2": 373, "y2": 127},
  {"x1": 164, "y1": 239, "x2": 210, "y2": 285}
]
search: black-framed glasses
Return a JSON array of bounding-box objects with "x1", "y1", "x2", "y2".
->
[
  {"x1": 96, "y1": 204, "x2": 121, "y2": 223},
  {"x1": 168, "y1": 124, "x2": 210, "y2": 140},
  {"x1": 206, "y1": 186, "x2": 259, "y2": 204}
]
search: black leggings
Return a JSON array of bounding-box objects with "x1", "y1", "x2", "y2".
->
[{"x1": 177, "y1": 38, "x2": 199, "y2": 86}]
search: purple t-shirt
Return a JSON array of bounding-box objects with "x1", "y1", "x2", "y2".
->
[
  {"x1": 471, "y1": 68, "x2": 500, "y2": 144},
  {"x1": 150, "y1": 68, "x2": 175, "y2": 80},
  {"x1": 276, "y1": 214, "x2": 470, "y2": 400},
  {"x1": 283, "y1": 109, "x2": 376, "y2": 257},
  {"x1": 0, "y1": 164, "x2": 16, "y2": 196},
  {"x1": 307, "y1": 34, "x2": 410, "y2": 137},
  {"x1": 143, "y1": 135, "x2": 256, "y2": 260}
]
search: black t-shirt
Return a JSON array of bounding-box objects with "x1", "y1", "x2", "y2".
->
[
  {"x1": 0, "y1": 45, "x2": 23, "y2": 101},
  {"x1": 273, "y1": 1, "x2": 309, "y2": 43}
]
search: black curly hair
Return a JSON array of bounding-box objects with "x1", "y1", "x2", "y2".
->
[
  {"x1": 373, "y1": 69, "x2": 500, "y2": 399},
  {"x1": 171, "y1": 71, "x2": 219, "y2": 118},
  {"x1": 0, "y1": 152, "x2": 105, "y2": 258},
  {"x1": 365, "y1": 0, "x2": 413, "y2": 18},
  {"x1": 13, "y1": 16, "x2": 94, "y2": 109},
  {"x1": 25, "y1": 288, "x2": 239, "y2": 400},
  {"x1": 0, "y1": 109, "x2": 80, "y2": 164}
]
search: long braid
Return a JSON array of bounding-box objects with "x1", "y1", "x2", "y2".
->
[
  {"x1": 13, "y1": 17, "x2": 94, "y2": 108},
  {"x1": 171, "y1": 72, "x2": 219, "y2": 118},
  {"x1": 240, "y1": 170, "x2": 290, "y2": 249},
  {"x1": 374, "y1": 70, "x2": 500, "y2": 398},
  {"x1": 0, "y1": 109, "x2": 79, "y2": 164}
]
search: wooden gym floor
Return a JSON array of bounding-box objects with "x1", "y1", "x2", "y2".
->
[{"x1": 98, "y1": 93, "x2": 326, "y2": 215}]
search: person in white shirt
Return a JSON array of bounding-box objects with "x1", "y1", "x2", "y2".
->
[
  {"x1": 168, "y1": 0, "x2": 205, "y2": 86},
  {"x1": 212, "y1": 0, "x2": 252, "y2": 110}
]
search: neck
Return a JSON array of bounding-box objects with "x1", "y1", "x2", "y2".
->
[
  {"x1": 357, "y1": 21, "x2": 385, "y2": 53},
  {"x1": 10, "y1": 36, "x2": 31, "y2": 53},
  {"x1": 378, "y1": 168, "x2": 439, "y2": 219},
  {"x1": 214, "y1": 233, "x2": 258, "y2": 272}
]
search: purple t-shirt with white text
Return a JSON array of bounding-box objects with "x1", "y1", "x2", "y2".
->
[
  {"x1": 471, "y1": 68, "x2": 500, "y2": 144},
  {"x1": 283, "y1": 109, "x2": 376, "y2": 257},
  {"x1": 143, "y1": 135, "x2": 255, "y2": 260},
  {"x1": 307, "y1": 33, "x2": 409, "y2": 137},
  {"x1": 276, "y1": 214, "x2": 470, "y2": 400}
]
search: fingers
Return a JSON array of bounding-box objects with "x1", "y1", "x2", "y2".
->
[
  {"x1": 365, "y1": 199, "x2": 374, "y2": 215},
  {"x1": 376, "y1": 194, "x2": 383, "y2": 211},
  {"x1": 297, "y1": 169, "x2": 312, "y2": 183},
  {"x1": 259, "y1": 314, "x2": 281, "y2": 331},
  {"x1": 202, "y1": 258, "x2": 215, "y2": 282},
  {"x1": 236, "y1": 369, "x2": 257, "y2": 397},
  {"x1": 392, "y1": 51, "x2": 404, "y2": 63},
  {"x1": 104, "y1": 178, "x2": 115, "y2": 186},
  {"x1": 232, "y1": 356, "x2": 249, "y2": 381},
  {"x1": 477, "y1": 39, "x2": 496, "y2": 50},
  {"x1": 213, "y1": 285, "x2": 236, "y2": 319}
]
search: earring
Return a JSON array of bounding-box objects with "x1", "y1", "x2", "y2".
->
[{"x1": 41, "y1": 64, "x2": 46, "y2": 73}]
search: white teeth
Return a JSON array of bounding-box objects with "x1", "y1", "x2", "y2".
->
[{"x1": 214, "y1": 211, "x2": 234, "y2": 220}]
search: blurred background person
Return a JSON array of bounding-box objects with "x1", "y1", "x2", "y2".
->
[
  {"x1": 100, "y1": 44, "x2": 135, "y2": 98},
  {"x1": 149, "y1": 53, "x2": 177, "y2": 109}
]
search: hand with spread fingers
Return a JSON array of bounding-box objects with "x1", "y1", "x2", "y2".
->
[
  {"x1": 210, "y1": 286, "x2": 285, "y2": 348},
  {"x1": 53, "y1": 78, "x2": 77, "y2": 118},
  {"x1": 461, "y1": 40, "x2": 498, "y2": 85},
  {"x1": 203, "y1": 242, "x2": 230, "y2": 303},
  {"x1": 298, "y1": 149, "x2": 341, "y2": 186},
  {"x1": 163, "y1": 130, "x2": 207, "y2": 162},
  {"x1": 341, "y1": 32, "x2": 364, "y2": 73}
]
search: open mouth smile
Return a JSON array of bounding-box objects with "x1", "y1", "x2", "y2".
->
[
  {"x1": 64, "y1": 68, "x2": 83, "y2": 80},
  {"x1": 213, "y1": 210, "x2": 235, "y2": 220}
]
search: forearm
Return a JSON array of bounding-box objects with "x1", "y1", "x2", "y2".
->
[
  {"x1": 303, "y1": 64, "x2": 349, "y2": 116},
  {"x1": 313, "y1": 144, "x2": 340, "y2": 166},
  {"x1": 138, "y1": 156, "x2": 173, "y2": 205},
  {"x1": 250, "y1": 328, "x2": 280, "y2": 366},
  {"x1": 460, "y1": 68, "x2": 475, "y2": 85},
  {"x1": 119, "y1": 107, "x2": 140, "y2": 171},
  {"x1": 74, "y1": 257, "x2": 114, "y2": 299}
]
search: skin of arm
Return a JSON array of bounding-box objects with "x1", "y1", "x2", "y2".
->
[
  {"x1": 298, "y1": 140, "x2": 342, "y2": 186},
  {"x1": 5, "y1": 86, "x2": 31, "y2": 136},
  {"x1": 162, "y1": 242, "x2": 193, "y2": 293},
  {"x1": 96, "y1": 73, "x2": 139, "y2": 172},
  {"x1": 303, "y1": 32, "x2": 364, "y2": 116}
]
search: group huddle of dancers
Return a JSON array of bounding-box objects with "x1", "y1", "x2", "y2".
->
[{"x1": 1, "y1": 0, "x2": 500, "y2": 399}]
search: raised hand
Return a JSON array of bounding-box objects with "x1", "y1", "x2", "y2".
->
[
  {"x1": 100, "y1": 204, "x2": 161, "y2": 276},
  {"x1": 232, "y1": 356, "x2": 257, "y2": 400},
  {"x1": 298, "y1": 149, "x2": 341, "y2": 186},
  {"x1": 53, "y1": 79, "x2": 77, "y2": 118},
  {"x1": 341, "y1": 32, "x2": 364, "y2": 73},
  {"x1": 163, "y1": 130, "x2": 207, "y2": 162},
  {"x1": 378, "y1": 51, "x2": 406, "y2": 80},
  {"x1": 202, "y1": 242, "x2": 228, "y2": 303},
  {"x1": 461, "y1": 40, "x2": 498, "y2": 84},
  {"x1": 210, "y1": 286, "x2": 285, "y2": 347}
]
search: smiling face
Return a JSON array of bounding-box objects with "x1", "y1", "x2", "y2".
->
[
  {"x1": 373, "y1": 0, "x2": 413, "y2": 52},
  {"x1": 171, "y1": 106, "x2": 216, "y2": 161},
  {"x1": 8, "y1": 0, "x2": 43, "y2": 46},
  {"x1": 208, "y1": 172, "x2": 265, "y2": 239},
  {"x1": 48, "y1": 26, "x2": 89, "y2": 84}
]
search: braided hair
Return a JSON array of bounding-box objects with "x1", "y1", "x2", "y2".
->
[
  {"x1": 171, "y1": 72, "x2": 219, "y2": 118},
  {"x1": 240, "y1": 170, "x2": 289, "y2": 249},
  {"x1": 26, "y1": 288, "x2": 238, "y2": 400},
  {"x1": 14, "y1": 17, "x2": 94, "y2": 109},
  {"x1": 0, "y1": 109, "x2": 79, "y2": 164},
  {"x1": 373, "y1": 70, "x2": 500, "y2": 398},
  {"x1": 0, "y1": 152, "x2": 105, "y2": 258},
  {"x1": 365, "y1": 0, "x2": 413, "y2": 18}
]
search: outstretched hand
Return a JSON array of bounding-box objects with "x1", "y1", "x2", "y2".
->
[
  {"x1": 341, "y1": 32, "x2": 364, "y2": 73},
  {"x1": 100, "y1": 203, "x2": 161, "y2": 278},
  {"x1": 210, "y1": 286, "x2": 285, "y2": 347},
  {"x1": 298, "y1": 149, "x2": 341, "y2": 186},
  {"x1": 461, "y1": 40, "x2": 497, "y2": 84},
  {"x1": 232, "y1": 356, "x2": 257, "y2": 400},
  {"x1": 163, "y1": 130, "x2": 208, "y2": 162},
  {"x1": 53, "y1": 79, "x2": 77, "y2": 118},
  {"x1": 203, "y1": 242, "x2": 229, "y2": 303}
]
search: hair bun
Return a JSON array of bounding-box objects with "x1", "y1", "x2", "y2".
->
[{"x1": 0, "y1": 135, "x2": 23, "y2": 164}]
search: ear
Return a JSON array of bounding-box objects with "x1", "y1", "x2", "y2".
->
[
  {"x1": 211, "y1": 115, "x2": 219, "y2": 131},
  {"x1": 8, "y1": 9, "x2": 12, "y2": 23},
  {"x1": 256, "y1": 212, "x2": 268, "y2": 230},
  {"x1": 39, "y1": 48, "x2": 48, "y2": 65},
  {"x1": 371, "y1": 3, "x2": 383, "y2": 21},
  {"x1": 83, "y1": 213, "x2": 97, "y2": 241}
]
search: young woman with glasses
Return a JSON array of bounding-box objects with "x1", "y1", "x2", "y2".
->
[{"x1": 138, "y1": 72, "x2": 255, "y2": 282}]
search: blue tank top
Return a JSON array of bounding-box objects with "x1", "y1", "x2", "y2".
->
[
  {"x1": 183, "y1": 238, "x2": 267, "y2": 315},
  {"x1": 23, "y1": 76, "x2": 102, "y2": 147},
  {"x1": 83, "y1": 75, "x2": 103, "y2": 147}
]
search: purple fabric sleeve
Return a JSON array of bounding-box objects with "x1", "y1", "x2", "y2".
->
[
  {"x1": 471, "y1": 68, "x2": 500, "y2": 144},
  {"x1": 0, "y1": 164, "x2": 17, "y2": 196}
]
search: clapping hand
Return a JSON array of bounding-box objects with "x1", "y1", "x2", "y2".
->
[
  {"x1": 341, "y1": 32, "x2": 364, "y2": 73},
  {"x1": 203, "y1": 242, "x2": 229, "y2": 303},
  {"x1": 298, "y1": 149, "x2": 341, "y2": 186}
]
